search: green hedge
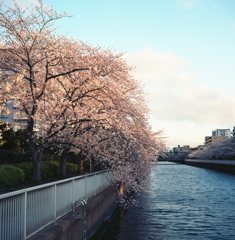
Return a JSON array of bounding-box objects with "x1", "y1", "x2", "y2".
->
[
  {"x1": 14, "y1": 162, "x2": 33, "y2": 182},
  {"x1": 14, "y1": 161, "x2": 78, "y2": 181},
  {"x1": 41, "y1": 161, "x2": 59, "y2": 181},
  {"x1": 14, "y1": 161, "x2": 60, "y2": 182},
  {"x1": 66, "y1": 162, "x2": 78, "y2": 175},
  {"x1": 0, "y1": 161, "x2": 79, "y2": 190},
  {"x1": 0, "y1": 165, "x2": 25, "y2": 188}
]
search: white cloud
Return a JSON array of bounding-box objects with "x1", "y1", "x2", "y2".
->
[
  {"x1": 126, "y1": 47, "x2": 188, "y2": 81},
  {"x1": 177, "y1": 0, "x2": 197, "y2": 9},
  {"x1": 125, "y1": 47, "x2": 235, "y2": 147}
]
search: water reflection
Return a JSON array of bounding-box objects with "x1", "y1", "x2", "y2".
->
[{"x1": 104, "y1": 162, "x2": 235, "y2": 240}]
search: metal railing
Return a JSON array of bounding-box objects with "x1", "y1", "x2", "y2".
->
[{"x1": 0, "y1": 170, "x2": 111, "y2": 240}]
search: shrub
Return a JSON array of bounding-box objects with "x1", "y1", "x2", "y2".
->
[
  {"x1": 66, "y1": 162, "x2": 78, "y2": 176},
  {"x1": 14, "y1": 162, "x2": 33, "y2": 182},
  {"x1": 41, "y1": 161, "x2": 59, "y2": 181},
  {"x1": 0, "y1": 165, "x2": 25, "y2": 188},
  {"x1": 15, "y1": 161, "x2": 60, "y2": 182},
  {"x1": 83, "y1": 160, "x2": 91, "y2": 173},
  {"x1": 1, "y1": 160, "x2": 79, "y2": 190}
]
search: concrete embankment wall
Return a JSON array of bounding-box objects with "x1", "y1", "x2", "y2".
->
[
  {"x1": 185, "y1": 159, "x2": 235, "y2": 173},
  {"x1": 30, "y1": 186, "x2": 117, "y2": 240}
]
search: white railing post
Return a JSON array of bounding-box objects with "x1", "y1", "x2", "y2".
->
[
  {"x1": 85, "y1": 176, "x2": 87, "y2": 201},
  {"x1": 54, "y1": 184, "x2": 57, "y2": 222},
  {"x1": 23, "y1": 191, "x2": 27, "y2": 239},
  {"x1": 72, "y1": 179, "x2": 75, "y2": 203},
  {"x1": 95, "y1": 173, "x2": 97, "y2": 196}
]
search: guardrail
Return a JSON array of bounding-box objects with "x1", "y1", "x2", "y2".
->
[{"x1": 0, "y1": 170, "x2": 111, "y2": 240}]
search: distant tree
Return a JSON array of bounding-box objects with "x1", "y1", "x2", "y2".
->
[
  {"x1": 0, "y1": 126, "x2": 15, "y2": 150},
  {"x1": 0, "y1": 122, "x2": 8, "y2": 147},
  {"x1": 0, "y1": 122, "x2": 29, "y2": 163},
  {"x1": 0, "y1": 124, "x2": 27, "y2": 151},
  {"x1": 189, "y1": 140, "x2": 235, "y2": 160}
]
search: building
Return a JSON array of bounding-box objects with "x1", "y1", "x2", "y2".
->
[
  {"x1": 169, "y1": 145, "x2": 192, "y2": 161},
  {"x1": 205, "y1": 136, "x2": 212, "y2": 145},
  {"x1": 232, "y1": 126, "x2": 235, "y2": 142},
  {"x1": 0, "y1": 100, "x2": 28, "y2": 130},
  {"x1": 212, "y1": 129, "x2": 232, "y2": 138},
  {"x1": 0, "y1": 100, "x2": 14, "y2": 124},
  {"x1": 205, "y1": 128, "x2": 232, "y2": 145}
]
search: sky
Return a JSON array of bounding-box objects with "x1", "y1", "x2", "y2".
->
[{"x1": 17, "y1": 0, "x2": 235, "y2": 148}]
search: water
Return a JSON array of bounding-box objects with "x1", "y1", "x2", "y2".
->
[{"x1": 104, "y1": 162, "x2": 235, "y2": 240}]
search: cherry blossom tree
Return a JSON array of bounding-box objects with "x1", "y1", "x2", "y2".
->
[
  {"x1": 189, "y1": 140, "x2": 235, "y2": 160},
  {"x1": 0, "y1": 1, "x2": 88, "y2": 182},
  {"x1": 40, "y1": 44, "x2": 164, "y2": 202},
  {"x1": 0, "y1": 0, "x2": 164, "y2": 206}
]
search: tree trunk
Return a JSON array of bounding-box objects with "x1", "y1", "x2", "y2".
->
[
  {"x1": 60, "y1": 150, "x2": 68, "y2": 178},
  {"x1": 27, "y1": 117, "x2": 43, "y2": 183},
  {"x1": 79, "y1": 159, "x2": 84, "y2": 174},
  {"x1": 32, "y1": 150, "x2": 43, "y2": 183},
  {"x1": 119, "y1": 181, "x2": 125, "y2": 195},
  {"x1": 28, "y1": 132, "x2": 42, "y2": 183},
  {"x1": 89, "y1": 158, "x2": 92, "y2": 173}
]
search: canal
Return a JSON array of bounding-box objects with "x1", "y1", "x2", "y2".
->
[{"x1": 104, "y1": 162, "x2": 235, "y2": 240}]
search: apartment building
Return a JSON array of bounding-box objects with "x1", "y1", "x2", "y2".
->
[
  {"x1": 205, "y1": 128, "x2": 232, "y2": 145},
  {"x1": 212, "y1": 129, "x2": 232, "y2": 138}
]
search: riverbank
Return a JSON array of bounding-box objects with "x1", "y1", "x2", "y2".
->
[{"x1": 184, "y1": 159, "x2": 235, "y2": 174}]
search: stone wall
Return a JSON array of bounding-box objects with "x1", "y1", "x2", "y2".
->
[
  {"x1": 30, "y1": 186, "x2": 117, "y2": 240},
  {"x1": 185, "y1": 159, "x2": 235, "y2": 173}
]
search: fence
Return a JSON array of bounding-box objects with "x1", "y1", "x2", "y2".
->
[{"x1": 0, "y1": 170, "x2": 111, "y2": 240}]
